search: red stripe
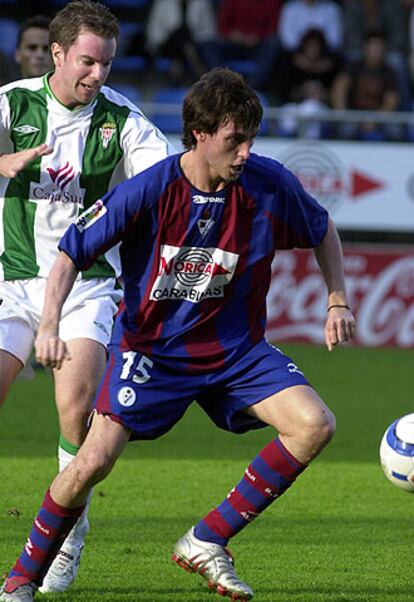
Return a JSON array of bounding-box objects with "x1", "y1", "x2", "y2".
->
[
  {"x1": 227, "y1": 488, "x2": 258, "y2": 518},
  {"x1": 25, "y1": 545, "x2": 48, "y2": 564},
  {"x1": 203, "y1": 508, "x2": 234, "y2": 539},
  {"x1": 43, "y1": 489, "x2": 85, "y2": 518},
  {"x1": 260, "y1": 439, "x2": 304, "y2": 481},
  {"x1": 124, "y1": 179, "x2": 193, "y2": 353},
  {"x1": 95, "y1": 352, "x2": 116, "y2": 415}
]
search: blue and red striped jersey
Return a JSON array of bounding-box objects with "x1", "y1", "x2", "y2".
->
[{"x1": 60, "y1": 152, "x2": 328, "y2": 373}]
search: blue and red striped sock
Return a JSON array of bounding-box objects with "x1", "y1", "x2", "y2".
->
[
  {"x1": 194, "y1": 437, "x2": 306, "y2": 546},
  {"x1": 4, "y1": 489, "x2": 85, "y2": 593}
]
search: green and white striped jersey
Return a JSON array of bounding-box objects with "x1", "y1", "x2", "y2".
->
[{"x1": 0, "y1": 74, "x2": 173, "y2": 280}]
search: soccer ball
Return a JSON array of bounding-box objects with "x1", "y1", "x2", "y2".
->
[{"x1": 380, "y1": 413, "x2": 414, "y2": 492}]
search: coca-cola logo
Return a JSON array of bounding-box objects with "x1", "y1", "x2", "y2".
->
[{"x1": 266, "y1": 248, "x2": 414, "y2": 348}]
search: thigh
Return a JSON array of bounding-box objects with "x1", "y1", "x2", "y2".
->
[
  {"x1": 199, "y1": 339, "x2": 310, "y2": 433},
  {"x1": 54, "y1": 338, "x2": 107, "y2": 408},
  {"x1": 245, "y1": 384, "x2": 331, "y2": 433},
  {"x1": 94, "y1": 346, "x2": 197, "y2": 440},
  {"x1": 0, "y1": 349, "x2": 25, "y2": 406}
]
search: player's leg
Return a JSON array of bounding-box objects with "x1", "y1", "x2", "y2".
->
[
  {"x1": 53, "y1": 337, "x2": 107, "y2": 445},
  {"x1": 39, "y1": 337, "x2": 107, "y2": 594},
  {"x1": 174, "y1": 342, "x2": 335, "y2": 601},
  {"x1": 194, "y1": 392, "x2": 334, "y2": 546},
  {"x1": 0, "y1": 350, "x2": 24, "y2": 407},
  {"x1": 195, "y1": 382, "x2": 334, "y2": 533},
  {"x1": 40, "y1": 283, "x2": 118, "y2": 593},
  {"x1": 245, "y1": 383, "x2": 335, "y2": 463},
  {"x1": 0, "y1": 414, "x2": 130, "y2": 602}
]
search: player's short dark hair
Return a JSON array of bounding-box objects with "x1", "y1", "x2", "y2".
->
[
  {"x1": 49, "y1": 1, "x2": 119, "y2": 53},
  {"x1": 17, "y1": 15, "x2": 51, "y2": 48},
  {"x1": 182, "y1": 67, "x2": 263, "y2": 150}
]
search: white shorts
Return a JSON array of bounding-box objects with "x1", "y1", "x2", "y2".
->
[{"x1": 0, "y1": 278, "x2": 122, "y2": 365}]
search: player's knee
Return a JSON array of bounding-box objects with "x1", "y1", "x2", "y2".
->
[
  {"x1": 299, "y1": 405, "x2": 336, "y2": 450},
  {"x1": 76, "y1": 448, "x2": 115, "y2": 486}
]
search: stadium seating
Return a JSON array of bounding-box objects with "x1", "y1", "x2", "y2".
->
[{"x1": 150, "y1": 87, "x2": 188, "y2": 134}]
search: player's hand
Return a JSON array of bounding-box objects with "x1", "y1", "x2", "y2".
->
[
  {"x1": 0, "y1": 143, "x2": 53, "y2": 178},
  {"x1": 35, "y1": 333, "x2": 72, "y2": 370},
  {"x1": 324, "y1": 306, "x2": 356, "y2": 351}
]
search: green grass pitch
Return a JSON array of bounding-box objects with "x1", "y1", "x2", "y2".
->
[{"x1": 0, "y1": 344, "x2": 412, "y2": 602}]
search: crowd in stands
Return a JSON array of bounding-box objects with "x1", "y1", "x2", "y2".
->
[{"x1": 2, "y1": 0, "x2": 414, "y2": 141}]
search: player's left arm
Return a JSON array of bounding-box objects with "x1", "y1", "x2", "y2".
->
[{"x1": 313, "y1": 217, "x2": 356, "y2": 351}]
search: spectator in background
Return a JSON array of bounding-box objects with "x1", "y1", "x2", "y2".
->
[
  {"x1": 216, "y1": 0, "x2": 283, "y2": 91},
  {"x1": 342, "y1": 0, "x2": 410, "y2": 109},
  {"x1": 15, "y1": 15, "x2": 52, "y2": 78},
  {"x1": 331, "y1": 30, "x2": 400, "y2": 140},
  {"x1": 276, "y1": 28, "x2": 340, "y2": 104},
  {"x1": 278, "y1": 0, "x2": 343, "y2": 54},
  {"x1": 146, "y1": 0, "x2": 218, "y2": 86},
  {"x1": 277, "y1": 79, "x2": 332, "y2": 139}
]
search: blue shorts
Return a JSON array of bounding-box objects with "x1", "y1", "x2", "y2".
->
[{"x1": 94, "y1": 339, "x2": 311, "y2": 440}]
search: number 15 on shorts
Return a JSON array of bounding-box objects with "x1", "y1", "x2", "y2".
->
[{"x1": 120, "y1": 351, "x2": 154, "y2": 384}]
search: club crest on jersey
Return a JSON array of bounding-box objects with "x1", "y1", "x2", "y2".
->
[
  {"x1": 150, "y1": 244, "x2": 239, "y2": 304},
  {"x1": 76, "y1": 199, "x2": 107, "y2": 232},
  {"x1": 99, "y1": 122, "x2": 116, "y2": 149},
  {"x1": 197, "y1": 218, "x2": 215, "y2": 237}
]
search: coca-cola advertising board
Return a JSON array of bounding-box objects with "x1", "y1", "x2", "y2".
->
[{"x1": 266, "y1": 246, "x2": 414, "y2": 348}]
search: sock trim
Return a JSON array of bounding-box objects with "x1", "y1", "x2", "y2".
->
[{"x1": 59, "y1": 435, "x2": 80, "y2": 456}]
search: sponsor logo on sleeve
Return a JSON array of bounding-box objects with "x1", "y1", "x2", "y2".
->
[{"x1": 75, "y1": 199, "x2": 107, "y2": 232}]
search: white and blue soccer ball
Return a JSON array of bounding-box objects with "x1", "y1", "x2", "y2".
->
[{"x1": 380, "y1": 413, "x2": 414, "y2": 492}]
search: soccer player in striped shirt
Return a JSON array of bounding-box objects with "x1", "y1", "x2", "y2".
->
[
  {"x1": 0, "y1": 67, "x2": 355, "y2": 602},
  {"x1": 0, "y1": 1, "x2": 173, "y2": 594}
]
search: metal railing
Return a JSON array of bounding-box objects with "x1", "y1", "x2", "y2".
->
[{"x1": 139, "y1": 101, "x2": 414, "y2": 139}]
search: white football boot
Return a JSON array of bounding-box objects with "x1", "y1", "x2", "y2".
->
[{"x1": 172, "y1": 527, "x2": 254, "y2": 600}]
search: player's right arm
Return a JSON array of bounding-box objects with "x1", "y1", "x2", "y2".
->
[{"x1": 35, "y1": 251, "x2": 79, "y2": 370}]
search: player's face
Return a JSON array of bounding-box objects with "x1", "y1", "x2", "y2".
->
[
  {"x1": 200, "y1": 121, "x2": 256, "y2": 185},
  {"x1": 49, "y1": 28, "x2": 116, "y2": 108},
  {"x1": 16, "y1": 27, "x2": 52, "y2": 78}
]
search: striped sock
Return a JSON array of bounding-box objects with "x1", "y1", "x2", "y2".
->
[
  {"x1": 4, "y1": 489, "x2": 85, "y2": 592},
  {"x1": 194, "y1": 438, "x2": 306, "y2": 546}
]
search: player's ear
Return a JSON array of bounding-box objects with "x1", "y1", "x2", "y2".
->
[
  {"x1": 193, "y1": 130, "x2": 206, "y2": 143},
  {"x1": 50, "y1": 42, "x2": 64, "y2": 68}
]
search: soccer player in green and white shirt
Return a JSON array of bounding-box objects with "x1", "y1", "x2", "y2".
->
[{"x1": 0, "y1": 1, "x2": 173, "y2": 595}]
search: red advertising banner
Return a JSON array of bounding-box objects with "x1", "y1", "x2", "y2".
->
[{"x1": 266, "y1": 245, "x2": 414, "y2": 348}]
